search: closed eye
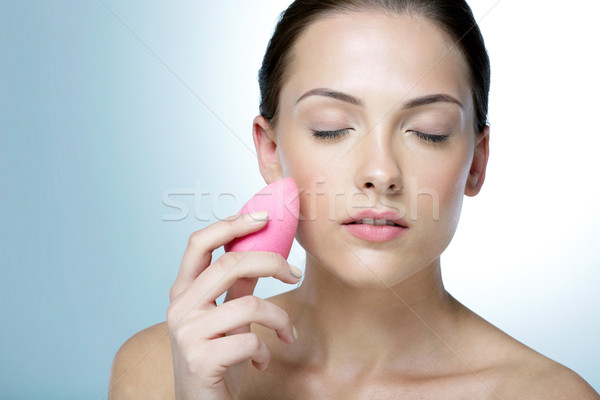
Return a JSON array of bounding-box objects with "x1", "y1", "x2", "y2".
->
[
  {"x1": 312, "y1": 128, "x2": 352, "y2": 140},
  {"x1": 411, "y1": 131, "x2": 449, "y2": 143}
]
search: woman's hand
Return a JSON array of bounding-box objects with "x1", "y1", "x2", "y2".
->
[{"x1": 166, "y1": 211, "x2": 301, "y2": 400}]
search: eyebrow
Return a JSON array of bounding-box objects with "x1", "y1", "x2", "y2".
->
[
  {"x1": 295, "y1": 88, "x2": 463, "y2": 110},
  {"x1": 296, "y1": 88, "x2": 364, "y2": 106}
]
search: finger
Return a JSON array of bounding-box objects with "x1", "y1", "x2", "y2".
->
[
  {"x1": 170, "y1": 211, "x2": 269, "y2": 301},
  {"x1": 172, "y1": 251, "x2": 301, "y2": 312},
  {"x1": 222, "y1": 277, "x2": 259, "y2": 336},
  {"x1": 224, "y1": 277, "x2": 258, "y2": 304},
  {"x1": 209, "y1": 333, "x2": 271, "y2": 373},
  {"x1": 222, "y1": 279, "x2": 258, "y2": 337},
  {"x1": 194, "y1": 296, "x2": 295, "y2": 344}
]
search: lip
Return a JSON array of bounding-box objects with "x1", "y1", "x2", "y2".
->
[
  {"x1": 341, "y1": 210, "x2": 408, "y2": 227},
  {"x1": 341, "y1": 210, "x2": 408, "y2": 243}
]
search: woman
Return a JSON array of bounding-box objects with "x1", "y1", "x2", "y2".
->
[{"x1": 109, "y1": 0, "x2": 599, "y2": 398}]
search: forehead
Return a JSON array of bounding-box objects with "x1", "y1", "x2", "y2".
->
[{"x1": 280, "y1": 11, "x2": 472, "y2": 115}]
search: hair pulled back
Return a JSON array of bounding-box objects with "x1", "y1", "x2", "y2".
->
[{"x1": 258, "y1": 0, "x2": 490, "y2": 134}]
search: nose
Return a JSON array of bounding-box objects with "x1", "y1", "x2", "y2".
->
[{"x1": 353, "y1": 130, "x2": 403, "y2": 195}]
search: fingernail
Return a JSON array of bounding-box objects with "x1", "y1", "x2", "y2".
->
[
  {"x1": 292, "y1": 325, "x2": 299, "y2": 341},
  {"x1": 290, "y1": 265, "x2": 303, "y2": 279},
  {"x1": 248, "y1": 211, "x2": 268, "y2": 222}
]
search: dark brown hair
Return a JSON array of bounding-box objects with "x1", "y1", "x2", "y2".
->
[{"x1": 258, "y1": 0, "x2": 490, "y2": 134}]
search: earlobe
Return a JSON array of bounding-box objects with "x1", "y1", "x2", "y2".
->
[
  {"x1": 252, "y1": 115, "x2": 283, "y2": 184},
  {"x1": 465, "y1": 125, "x2": 490, "y2": 197}
]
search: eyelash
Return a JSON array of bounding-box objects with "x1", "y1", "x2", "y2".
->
[
  {"x1": 311, "y1": 129, "x2": 351, "y2": 140},
  {"x1": 411, "y1": 131, "x2": 449, "y2": 143},
  {"x1": 312, "y1": 129, "x2": 448, "y2": 143}
]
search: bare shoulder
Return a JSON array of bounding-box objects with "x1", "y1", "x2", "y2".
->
[
  {"x1": 531, "y1": 363, "x2": 599, "y2": 399},
  {"x1": 108, "y1": 322, "x2": 174, "y2": 400},
  {"x1": 495, "y1": 353, "x2": 599, "y2": 400},
  {"x1": 452, "y1": 302, "x2": 599, "y2": 399},
  {"x1": 468, "y1": 317, "x2": 599, "y2": 398}
]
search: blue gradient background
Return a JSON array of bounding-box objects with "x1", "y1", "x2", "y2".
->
[{"x1": 1, "y1": 1, "x2": 598, "y2": 398}]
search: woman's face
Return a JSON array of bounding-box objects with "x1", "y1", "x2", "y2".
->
[{"x1": 262, "y1": 12, "x2": 487, "y2": 289}]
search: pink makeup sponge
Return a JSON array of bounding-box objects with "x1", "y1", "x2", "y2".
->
[{"x1": 224, "y1": 177, "x2": 299, "y2": 259}]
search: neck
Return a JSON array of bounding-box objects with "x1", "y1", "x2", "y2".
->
[{"x1": 286, "y1": 254, "x2": 461, "y2": 376}]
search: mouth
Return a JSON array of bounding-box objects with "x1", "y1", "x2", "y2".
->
[
  {"x1": 341, "y1": 214, "x2": 408, "y2": 242},
  {"x1": 346, "y1": 218, "x2": 404, "y2": 227}
]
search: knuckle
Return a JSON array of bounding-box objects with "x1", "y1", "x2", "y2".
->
[
  {"x1": 167, "y1": 312, "x2": 189, "y2": 337},
  {"x1": 217, "y1": 251, "x2": 236, "y2": 266},
  {"x1": 222, "y1": 213, "x2": 240, "y2": 223},
  {"x1": 217, "y1": 252, "x2": 244, "y2": 271},
  {"x1": 271, "y1": 251, "x2": 287, "y2": 266},
  {"x1": 168, "y1": 284, "x2": 179, "y2": 303},
  {"x1": 187, "y1": 229, "x2": 205, "y2": 249},
  {"x1": 171, "y1": 325, "x2": 186, "y2": 345},
  {"x1": 238, "y1": 295, "x2": 261, "y2": 313},
  {"x1": 242, "y1": 333, "x2": 262, "y2": 352},
  {"x1": 277, "y1": 308, "x2": 291, "y2": 326},
  {"x1": 267, "y1": 251, "x2": 288, "y2": 273},
  {"x1": 166, "y1": 303, "x2": 179, "y2": 327},
  {"x1": 171, "y1": 318, "x2": 206, "y2": 353},
  {"x1": 184, "y1": 348, "x2": 209, "y2": 376},
  {"x1": 172, "y1": 318, "x2": 193, "y2": 343}
]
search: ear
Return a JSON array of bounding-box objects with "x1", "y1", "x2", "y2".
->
[
  {"x1": 252, "y1": 115, "x2": 283, "y2": 184},
  {"x1": 464, "y1": 125, "x2": 490, "y2": 197}
]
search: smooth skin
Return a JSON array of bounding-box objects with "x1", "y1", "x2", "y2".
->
[{"x1": 109, "y1": 11, "x2": 599, "y2": 399}]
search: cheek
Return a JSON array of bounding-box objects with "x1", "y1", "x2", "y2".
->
[
  {"x1": 410, "y1": 147, "x2": 471, "y2": 229},
  {"x1": 279, "y1": 139, "x2": 334, "y2": 222},
  {"x1": 292, "y1": 173, "x2": 338, "y2": 258}
]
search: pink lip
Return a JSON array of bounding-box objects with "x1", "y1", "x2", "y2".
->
[
  {"x1": 342, "y1": 223, "x2": 407, "y2": 242},
  {"x1": 341, "y1": 209, "x2": 408, "y2": 242},
  {"x1": 342, "y1": 210, "x2": 407, "y2": 227}
]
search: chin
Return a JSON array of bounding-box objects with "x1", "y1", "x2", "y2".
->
[
  {"x1": 297, "y1": 217, "x2": 448, "y2": 288},
  {"x1": 307, "y1": 247, "x2": 428, "y2": 290}
]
